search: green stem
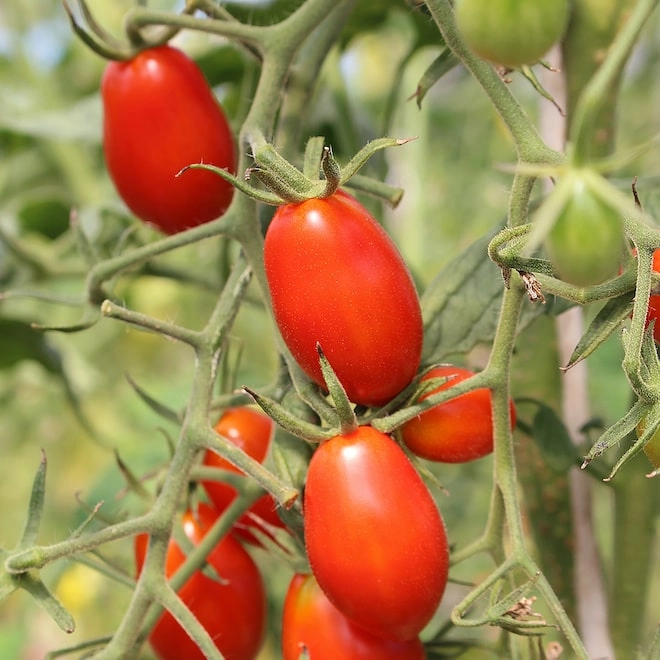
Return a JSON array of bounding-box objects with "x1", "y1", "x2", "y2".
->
[
  {"x1": 610, "y1": 450, "x2": 658, "y2": 656},
  {"x1": 567, "y1": 0, "x2": 658, "y2": 163},
  {"x1": 423, "y1": 0, "x2": 563, "y2": 166}
]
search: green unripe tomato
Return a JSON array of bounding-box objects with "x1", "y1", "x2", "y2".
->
[
  {"x1": 636, "y1": 417, "x2": 660, "y2": 470},
  {"x1": 545, "y1": 173, "x2": 624, "y2": 287},
  {"x1": 455, "y1": 0, "x2": 570, "y2": 68}
]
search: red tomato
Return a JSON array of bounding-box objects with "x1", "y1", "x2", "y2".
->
[
  {"x1": 264, "y1": 190, "x2": 423, "y2": 407},
  {"x1": 135, "y1": 504, "x2": 266, "y2": 660},
  {"x1": 401, "y1": 365, "x2": 516, "y2": 463},
  {"x1": 202, "y1": 407, "x2": 286, "y2": 546},
  {"x1": 282, "y1": 573, "x2": 427, "y2": 659},
  {"x1": 102, "y1": 45, "x2": 235, "y2": 234},
  {"x1": 303, "y1": 426, "x2": 448, "y2": 641}
]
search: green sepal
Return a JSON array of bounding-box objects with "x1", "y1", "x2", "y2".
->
[
  {"x1": 20, "y1": 451, "x2": 47, "y2": 549},
  {"x1": 17, "y1": 572, "x2": 76, "y2": 633},
  {"x1": 564, "y1": 291, "x2": 634, "y2": 369},
  {"x1": 316, "y1": 343, "x2": 356, "y2": 435},
  {"x1": 242, "y1": 387, "x2": 334, "y2": 443},
  {"x1": 582, "y1": 399, "x2": 649, "y2": 468}
]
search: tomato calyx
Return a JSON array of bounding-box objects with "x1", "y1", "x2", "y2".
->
[
  {"x1": 243, "y1": 345, "x2": 358, "y2": 442},
  {"x1": 195, "y1": 134, "x2": 414, "y2": 208}
]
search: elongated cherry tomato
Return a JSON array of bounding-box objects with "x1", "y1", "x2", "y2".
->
[
  {"x1": 202, "y1": 407, "x2": 286, "y2": 546},
  {"x1": 401, "y1": 365, "x2": 516, "y2": 463},
  {"x1": 102, "y1": 45, "x2": 235, "y2": 234},
  {"x1": 303, "y1": 426, "x2": 448, "y2": 641},
  {"x1": 282, "y1": 573, "x2": 427, "y2": 659},
  {"x1": 135, "y1": 504, "x2": 266, "y2": 660},
  {"x1": 264, "y1": 190, "x2": 423, "y2": 408}
]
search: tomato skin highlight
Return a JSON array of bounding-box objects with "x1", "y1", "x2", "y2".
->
[
  {"x1": 102, "y1": 45, "x2": 235, "y2": 235},
  {"x1": 202, "y1": 407, "x2": 286, "y2": 546},
  {"x1": 401, "y1": 366, "x2": 516, "y2": 463},
  {"x1": 135, "y1": 504, "x2": 267, "y2": 660},
  {"x1": 282, "y1": 573, "x2": 427, "y2": 659},
  {"x1": 303, "y1": 426, "x2": 448, "y2": 641},
  {"x1": 264, "y1": 190, "x2": 423, "y2": 407},
  {"x1": 455, "y1": 0, "x2": 569, "y2": 68}
]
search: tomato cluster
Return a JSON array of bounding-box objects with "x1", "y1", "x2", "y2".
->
[
  {"x1": 135, "y1": 504, "x2": 267, "y2": 660},
  {"x1": 102, "y1": 45, "x2": 236, "y2": 235}
]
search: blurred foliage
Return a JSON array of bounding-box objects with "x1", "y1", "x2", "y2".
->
[{"x1": 0, "y1": 0, "x2": 658, "y2": 658}]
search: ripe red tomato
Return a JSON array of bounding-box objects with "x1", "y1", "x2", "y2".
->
[
  {"x1": 202, "y1": 407, "x2": 286, "y2": 546},
  {"x1": 282, "y1": 573, "x2": 427, "y2": 659},
  {"x1": 135, "y1": 504, "x2": 266, "y2": 660},
  {"x1": 264, "y1": 190, "x2": 423, "y2": 407},
  {"x1": 303, "y1": 426, "x2": 448, "y2": 641},
  {"x1": 102, "y1": 45, "x2": 235, "y2": 235},
  {"x1": 455, "y1": 0, "x2": 569, "y2": 68},
  {"x1": 401, "y1": 365, "x2": 517, "y2": 463}
]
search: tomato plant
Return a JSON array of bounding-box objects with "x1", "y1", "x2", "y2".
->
[
  {"x1": 303, "y1": 426, "x2": 448, "y2": 641},
  {"x1": 282, "y1": 573, "x2": 426, "y2": 659},
  {"x1": 102, "y1": 45, "x2": 236, "y2": 235},
  {"x1": 201, "y1": 407, "x2": 285, "y2": 545},
  {"x1": 545, "y1": 173, "x2": 625, "y2": 287},
  {"x1": 455, "y1": 0, "x2": 570, "y2": 68},
  {"x1": 135, "y1": 504, "x2": 267, "y2": 660},
  {"x1": 401, "y1": 365, "x2": 516, "y2": 463},
  {"x1": 264, "y1": 190, "x2": 423, "y2": 407},
  {"x1": 640, "y1": 248, "x2": 660, "y2": 343}
]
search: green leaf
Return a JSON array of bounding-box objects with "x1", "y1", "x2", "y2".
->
[
  {"x1": 0, "y1": 92, "x2": 101, "y2": 143},
  {"x1": 0, "y1": 318, "x2": 62, "y2": 373},
  {"x1": 531, "y1": 403, "x2": 580, "y2": 473},
  {"x1": 564, "y1": 291, "x2": 633, "y2": 369},
  {"x1": 412, "y1": 49, "x2": 459, "y2": 109},
  {"x1": 18, "y1": 195, "x2": 71, "y2": 240},
  {"x1": 421, "y1": 231, "x2": 571, "y2": 364}
]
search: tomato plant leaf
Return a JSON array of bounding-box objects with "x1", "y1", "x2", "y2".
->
[
  {"x1": 412, "y1": 48, "x2": 459, "y2": 109},
  {"x1": 531, "y1": 403, "x2": 580, "y2": 473},
  {"x1": 0, "y1": 91, "x2": 101, "y2": 143},
  {"x1": 0, "y1": 318, "x2": 62, "y2": 373},
  {"x1": 421, "y1": 231, "x2": 571, "y2": 364}
]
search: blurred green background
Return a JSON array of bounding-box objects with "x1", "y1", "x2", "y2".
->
[{"x1": 0, "y1": 0, "x2": 658, "y2": 658}]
